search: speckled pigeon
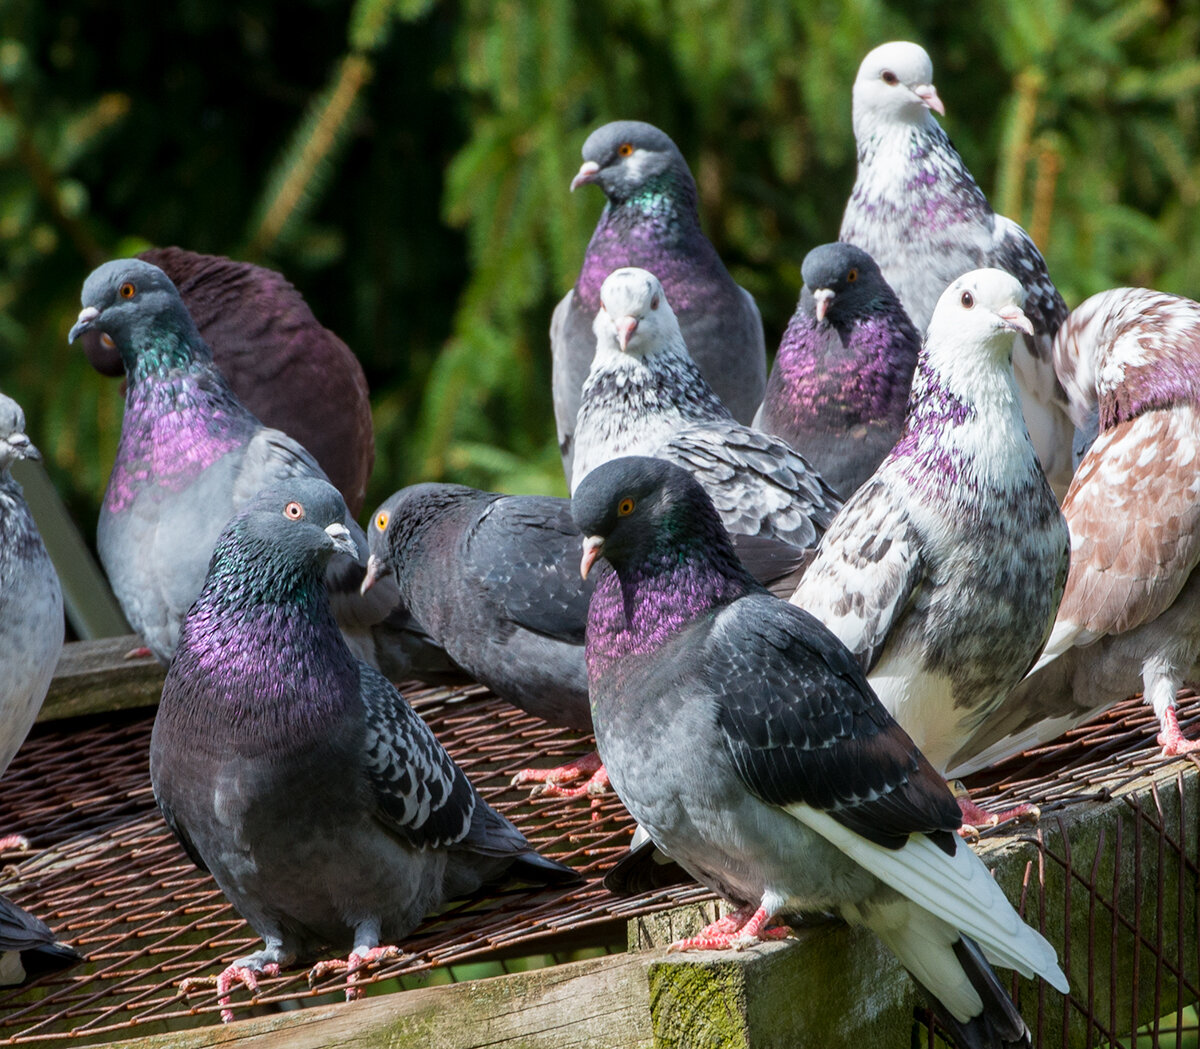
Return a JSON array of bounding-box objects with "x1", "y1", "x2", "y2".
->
[
  {"x1": 553, "y1": 120, "x2": 766, "y2": 482},
  {"x1": 754, "y1": 243, "x2": 920, "y2": 498},
  {"x1": 574, "y1": 455, "x2": 1068, "y2": 1048},
  {"x1": 78, "y1": 247, "x2": 374, "y2": 516},
  {"x1": 947, "y1": 289, "x2": 1200, "y2": 776},
  {"x1": 0, "y1": 894, "x2": 82, "y2": 986},
  {"x1": 789, "y1": 270, "x2": 1069, "y2": 827},
  {"x1": 67, "y1": 258, "x2": 431, "y2": 675},
  {"x1": 840, "y1": 41, "x2": 1075, "y2": 498},
  {"x1": 0, "y1": 394, "x2": 63, "y2": 853},
  {"x1": 571, "y1": 267, "x2": 841, "y2": 549},
  {"x1": 151, "y1": 478, "x2": 576, "y2": 1021}
]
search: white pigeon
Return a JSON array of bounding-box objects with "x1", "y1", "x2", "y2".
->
[{"x1": 840, "y1": 40, "x2": 1076, "y2": 498}]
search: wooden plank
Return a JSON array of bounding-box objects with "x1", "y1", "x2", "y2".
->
[{"x1": 39, "y1": 636, "x2": 164, "y2": 723}]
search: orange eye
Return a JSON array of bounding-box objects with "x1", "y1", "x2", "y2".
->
[
  {"x1": 847, "y1": 268, "x2": 858, "y2": 283},
  {"x1": 119, "y1": 282, "x2": 136, "y2": 299},
  {"x1": 617, "y1": 497, "x2": 635, "y2": 517},
  {"x1": 618, "y1": 142, "x2": 634, "y2": 157},
  {"x1": 375, "y1": 510, "x2": 390, "y2": 532},
  {"x1": 284, "y1": 501, "x2": 305, "y2": 520},
  {"x1": 960, "y1": 291, "x2": 975, "y2": 309}
]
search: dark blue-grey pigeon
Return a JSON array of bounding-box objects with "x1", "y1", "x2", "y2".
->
[
  {"x1": 571, "y1": 268, "x2": 841, "y2": 549},
  {"x1": 151, "y1": 478, "x2": 576, "y2": 1021},
  {"x1": 789, "y1": 270, "x2": 1069, "y2": 829},
  {"x1": 67, "y1": 258, "x2": 446, "y2": 681},
  {"x1": 753, "y1": 243, "x2": 920, "y2": 499},
  {"x1": 573, "y1": 455, "x2": 1068, "y2": 1049},
  {"x1": 0, "y1": 393, "x2": 63, "y2": 853},
  {"x1": 0, "y1": 894, "x2": 82, "y2": 986},
  {"x1": 553, "y1": 120, "x2": 766, "y2": 483},
  {"x1": 839, "y1": 41, "x2": 1075, "y2": 498}
]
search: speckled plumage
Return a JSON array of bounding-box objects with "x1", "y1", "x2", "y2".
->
[
  {"x1": 151, "y1": 479, "x2": 575, "y2": 1003},
  {"x1": 948, "y1": 289, "x2": 1200, "y2": 775},
  {"x1": 574, "y1": 456, "x2": 1066, "y2": 1048},
  {"x1": 791, "y1": 270, "x2": 1069, "y2": 776},
  {"x1": 552, "y1": 121, "x2": 766, "y2": 482},
  {"x1": 755, "y1": 243, "x2": 920, "y2": 498},
  {"x1": 839, "y1": 42, "x2": 1075, "y2": 498},
  {"x1": 571, "y1": 268, "x2": 841, "y2": 549}
]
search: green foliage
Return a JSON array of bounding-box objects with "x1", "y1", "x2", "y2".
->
[{"x1": 1, "y1": 0, "x2": 1199, "y2": 531}]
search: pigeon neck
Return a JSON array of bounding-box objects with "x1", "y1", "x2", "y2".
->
[
  {"x1": 1100, "y1": 357, "x2": 1200, "y2": 430},
  {"x1": 123, "y1": 324, "x2": 212, "y2": 385},
  {"x1": 0, "y1": 475, "x2": 46, "y2": 564}
]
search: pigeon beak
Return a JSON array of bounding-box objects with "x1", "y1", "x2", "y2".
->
[
  {"x1": 324, "y1": 522, "x2": 358, "y2": 560},
  {"x1": 361, "y1": 553, "x2": 392, "y2": 595},
  {"x1": 570, "y1": 160, "x2": 601, "y2": 192},
  {"x1": 813, "y1": 288, "x2": 835, "y2": 323},
  {"x1": 914, "y1": 84, "x2": 945, "y2": 117},
  {"x1": 580, "y1": 535, "x2": 604, "y2": 580},
  {"x1": 996, "y1": 305, "x2": 1034, "y2": 338},
  {"x1": 3, "y1": 432, "x2": 39, "y2": 463},
  {"x1": 68, "y1": 305, "x2": 101, "y2": 344},
  {"x1": 616, "y1": 315, "x2": 638, "y2": 352}
]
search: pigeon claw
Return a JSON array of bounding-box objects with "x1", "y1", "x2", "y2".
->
[
  {"x1": 512, "y1": 752, "x2": 604, "y2": 792},
  {"x1": 308, "y1": 945, "x2": 402, "y2": 1002},
  {"x1": 0, "y1": 833, "x2": 30, "y2": 853},
  {"x1": 951, "y1": 782, "x2": 1040, "y2": 833},
  {"x1": 180, "y1": 961, "x2": 281, "y2": 1024},
  {"x1": 1157, "y1": 706, "x2": 1200, "y2": 757},
  {"x1": 667, "y1": 904, "x2": 791, "y2": 952}
]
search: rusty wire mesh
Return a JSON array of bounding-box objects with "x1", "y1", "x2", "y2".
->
[{"x1": 0, "y1": 680, "x2": 1196, "y2": 1047}]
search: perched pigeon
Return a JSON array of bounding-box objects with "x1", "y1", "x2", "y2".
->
[
  {"x1": 553, "y1": 120, "x2": 766, "y2": 481},
  {"x1": 571, "y1": 268, "x2": 841, "y2": 549},
  {"x1": 789, "y1": 271, "x2": 1069, "y2": 825},
  {"x1": 840, "y1": 41, "x2": 1075, "y2": 498},
  {"x1": 754, "y1": 243, "x2": 920, "y2": 498},
  {"x1": 152, "y1": 479, "x2": 576, "y2": 1021},
  {"x1": 78, "y1": 247, "x2": 374, "y2": 516},
  {"x1": 574, "y1": 455, "x2": 1068, "y2": 1048},
  {"x1": 67, "y1": 258, "x2": 420, "y2": 672},
  {"x1": 947, "y1": 289, "x2": 1200, "y2": 775},
  {"x1": 0, "y1": 894, "x2": 82, "y2": 986},
  {"x1": 0, "y1": 394, "x2": 63, "y2": 852},
  {"x1": 362, "y1": 480, "x2": 811, "y2": 798}
]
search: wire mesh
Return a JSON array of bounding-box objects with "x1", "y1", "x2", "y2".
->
[{"x1": 0, "y1": 680, "x2": 1196, "y2": 1046}]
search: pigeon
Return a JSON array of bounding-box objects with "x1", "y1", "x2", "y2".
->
[
  {"x1": 839, "y1": 41, "x2": 1076, "y2": 498},
  {"x1": 788, "y1": 270, "x2": 1069, "y2": 826},
  {"x1": 553, "y1": 120, "x2": 766, "y2": 482},
  {"x1": 754, "y1": 242, "x2": 921, "y2": 498},
  {"x1": 0, "y1": 894, "x2": 82, "y2": 986},
  {"x1": 151, "y1": 478, "x2": 577, "y2": 1021},
  {"x1": 573, "y1": 455, "x2": 1068, "y2": 1049},
  {"x1": 361, "y1": 481, "x2": 811, "y2": 798},
  {"x1": 0, "y1": 394, "x2": 64, "y2": 852},
  {"x1": 67, "y1": 258, "x2": 422, "y2": 672},
  {"x1": 78, "y1": 247, "x2": 374, "y2": 516},
  {"x1": 946, "y1": 289, "x2": 1200, "y2": 776},
  {"x1": 571, "y1": 267, "x2": 841, "y2": 549}
]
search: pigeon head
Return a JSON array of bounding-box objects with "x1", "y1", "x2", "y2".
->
[
  {"x1": 570, "y1": 120, "x2": 694, "y2": 205},
  {"x1": 926, "y1": 268, "x2": 1032, "y2": 362},
  {"x1": 0, "y1": 394, "x2": 39, "y2": 471},
  {"x1": 592, "y1": 267, "x2": 685, "y2": 359},
  {"x1": 853, "y1": 41, "x2": 945, "y2": 132},
  {"x1": 68, "y1": 259, "x2": 210, "y2": 377},
  {"x1": 361, "y1": 482, "x2": 474, "y2": 594},
  {"x1": 800, "y1": 243, "x2": 891, "y2": 324}
]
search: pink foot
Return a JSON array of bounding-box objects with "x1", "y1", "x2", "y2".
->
[
  {"x1": 952, "y1": 783, "x2": 1040, "y2": 836},
  {"x1": 667, "y1": 904, "x2": 791, "y2": 952},
  {"x1": 1158, "y1": 706, "x2": 1200, "y2": 756},
  {"x1": 123, "y1": 645, "x2": 153, "y2": 660},
  {"x1": 511, "y1": 751, "x2": 604, "y2": 791},
  {"x1": 0, "y1": 834, "x2": 30, "y2": 853},
  {"x1": 308, "y1": 945, "x2": 402, "y2": 1001},
  {"x1": 180, "y1": 961, "x2": 281, "y2": 1024}
]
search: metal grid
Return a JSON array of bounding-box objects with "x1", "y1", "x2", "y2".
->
[{"x1": 0, "y1": 683, "x2": 1196, "y2": 1047}]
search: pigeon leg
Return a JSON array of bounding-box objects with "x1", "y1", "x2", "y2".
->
[
  {"x1": 512, "y1": 752, "x2": 611, "y2": 802},
  {"x1": 179, "y1": 943, "x2": 289, "y2": 1024},
  {"x1": 950, "y1": 781, "x2": 1040, "y2": 836},
  {"x1": 1157, "y1": 705, "x2": 1200, "y2": 756},
  {"x1": 308, "y1": 944, "x2": 402, "y2": 1001},
  {"x1": 668, "y1": 903, "x2": 792, "y2": 952}
]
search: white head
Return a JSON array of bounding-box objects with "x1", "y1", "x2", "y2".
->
[
  {"x1": 925, "y1": 268, "x2": 1032, "y2": 368},
  {"x1": 593, "y1": 267, "x2": 685, "y2": 359},
  {"x1": 853, "y1": 41, "x2": 945, "y2": 134}
]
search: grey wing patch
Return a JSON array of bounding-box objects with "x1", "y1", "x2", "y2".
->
[
  {"x1": 991, "y1": 214, "x2": 1069, "y2": 351},
  {"x1": 232, "y1": 427, "x2": 328, "y2": 505},
  {"x1": 359, "y1": 664, "x2": 476, "y2": 848},
  {"x1": 661, "y1": 424, "x2": 842, "y2": 549}
]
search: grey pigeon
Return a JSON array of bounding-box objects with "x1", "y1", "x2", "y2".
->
[
  {"x1": 840, "y1": 41, "x2": 1076, "y2": 498},
  {"x1": 151, "y1": 478, "x2": 576, "y2": 1021},
  {"x1": 0, "y1": 394, "x2": 63, "y2": 851},
  {"x1": 571, "y1": 267, "x2": 841, "y2": 549},
  {"x1": 948, "y1": 289, "x2": 1200, "y2": 775},
  {"x1": 553, "y1": 120, "x2": 766, "y2": 482},
  {"x1": 79, "y1": 247, "x2": 374, "y2": 516},
  {"x1": 67, "y1": 258, "x2": 435, "y2": 676},
  {"x1": 573, "y1": 455, "x2": 1068, "y2": 1049},
  {"x1": 789, "y1": 270, "x2": 1069, "y2": 824},
  {"x1": 754, "y1": 242, "x2": 920, "y2": 498},
  {"x1": 0, "y1": 894, "x2": 82, "y2": 986}
]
